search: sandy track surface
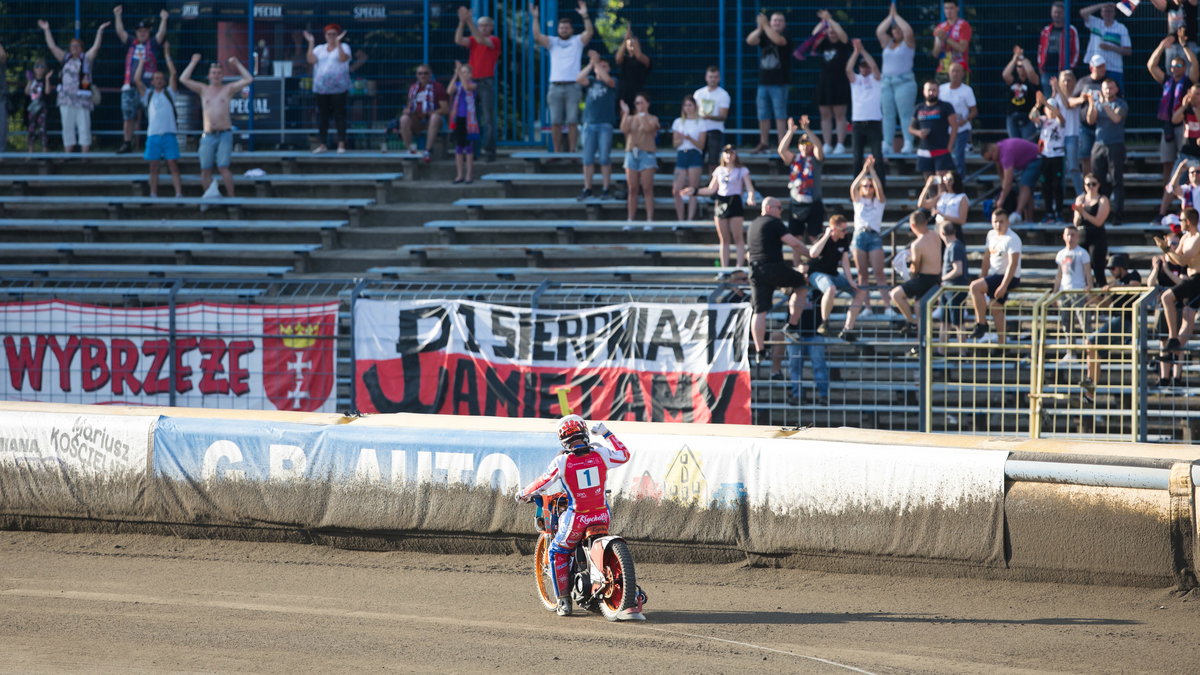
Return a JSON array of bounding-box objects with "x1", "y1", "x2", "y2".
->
[{"x1": 2, "y1": 530, "x2": 1198, "y2": 674}]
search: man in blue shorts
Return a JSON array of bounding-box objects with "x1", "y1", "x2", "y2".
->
[
  {"x1": 133, "y1": 52, "x2": 181, "y2": 198},
  {"x1": 180, "y1": 53, "x2": 253, "y2": 200},
  {"x1": 809, "y1": 214, "x2": 868, "y2": 342}
]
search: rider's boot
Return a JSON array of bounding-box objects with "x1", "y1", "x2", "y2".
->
[{"x1": 555, "y1": 595, "x2": 572, "y2": 617}]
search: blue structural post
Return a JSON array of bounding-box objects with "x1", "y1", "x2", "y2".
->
[
  {"x1": 423, "y1": 0, "x2": 431, "y2": 69},
  {"x1": 74, "y1": 0, "x2": 81, "y2": 39},
  {"x1": 735, "y1": 0, "x2": 743, "y2": 141},
  {"x1": 718, "y1": 0, "x2": 726, "y2": 92},
  {"x1": 247, "y1": 0, "x2": 255, "y2": 151}
]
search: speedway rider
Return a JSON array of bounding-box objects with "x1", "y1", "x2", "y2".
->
[{"x1": 516, "y1": 415, "x2": 631, "y2": 616}]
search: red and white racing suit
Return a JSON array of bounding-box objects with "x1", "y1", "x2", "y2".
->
[{"x1": 518, "y1": 432, "x2": 631, "y2": 598}]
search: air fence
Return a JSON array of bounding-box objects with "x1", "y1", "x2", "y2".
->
[
  {"x1": 0, "y1": 0, "x2": 1174, "y2": 150},
  {"x1": 1, "y1": 275, "x2": 1196, "y2": 443}
]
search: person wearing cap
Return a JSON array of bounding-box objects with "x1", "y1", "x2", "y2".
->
[
  {"x1": 1038, "y1": 2, "x2": 1080, "y2": 95},
  {"x1": 1080, "y1": 3, "x2": 1131, "y2": 91},
  {"x1": 846, "y1": 38, "x2": 885, "y2": 182},
  {"x1": 1070, "y1": 54, "x2": 1109, "y2": 176},
  {"x1": 778, "y1": 115, "x2": 826, "y2": 243},
  {"x1": 1149, "y1": 30, "x2": 1198, "y2": 226},
  {"x1": 113, "y1": 5, "x2": 168, "y2": 154}
]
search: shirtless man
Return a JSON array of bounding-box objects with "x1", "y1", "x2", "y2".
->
[
  {"x1": 619, "y1": 94, "x2": 660, "y2": 223},
  {"x1": 890, "y1": 209, "x2": 943, "y2": 335},
  {"x1": 1159, "y1": 207, "x2": 1200, "y2": 352},
  {"x1": 180, "y1": 54, "x2": 253, "y2": 198}
]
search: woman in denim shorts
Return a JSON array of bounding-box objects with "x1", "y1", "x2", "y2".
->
[
  {"x1": 684, "y1": 145, "x2": 757, "y2": 269},
  {"x1": 850, "y1": 155, "x2": 888, "y2": 305},
  {"x1": 671, "y1": 95, "x2": 706, "y2": 221}
]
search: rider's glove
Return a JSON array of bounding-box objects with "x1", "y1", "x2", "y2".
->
[
  {"x1": 515, "y1": 492, "x2": 530, "y2": 504},
  {"x1": 590, "y1": 422, "x2": 611, "y2": 438}
]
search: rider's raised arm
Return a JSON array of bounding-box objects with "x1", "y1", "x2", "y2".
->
[{"x1": 590, "y1": 422, "x2": 630, "y2": 466}]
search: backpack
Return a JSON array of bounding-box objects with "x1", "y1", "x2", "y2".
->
[{"x1": 146, "y1": 88, "x2": 176, "y2": 121}]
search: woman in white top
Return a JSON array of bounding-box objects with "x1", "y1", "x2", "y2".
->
[
  {"x1": 39, "y1": 18, "x2": 106, "y2": 153},
  {"x1": 849, "y1": 155, "x2": 887, "y2": 295},
  {"x1": 683, "y1": 145, "x2": 756, "y2": 268},
  {"x1": 875, "y1": 2, "x2": 917, "y2": 155},
  {"x1": 671, "y1": 96, "x2": 707, "y2": 221},
  {"x1": 305, "y1": 24, "x2": 352, "y2": 154},
  {"x1": 917, "y1": 169, "x2": 969, "y2": 241}
]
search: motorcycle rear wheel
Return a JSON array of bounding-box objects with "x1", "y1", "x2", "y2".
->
[
  {"x1": 534, "y1": 532, "x2": 557, "y2": 611},
  {"x1": 597, "y1": 540, "x2": 638, "y2": 621}
]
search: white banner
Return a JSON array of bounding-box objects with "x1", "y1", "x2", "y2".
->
[{"x1": 0, "y1": 410, "x2": 154, "y2": 476}]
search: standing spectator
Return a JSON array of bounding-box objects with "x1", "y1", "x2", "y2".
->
[
  {"x1": 179, "y1": 54, "x2": 253, "y2": 200},
  {"x1": 890, "y1": 209, "x2": 943, "y2": 336},
  {"x1": 1150, "y1": 32, "x2": 1197, "y2": 225},
  {"x1": 1157, "y1": 207, "x2": 1200, "y2": 353},
  {"x1": 1086, "y1": 78, "x2": 1127, "y2": 223},
  {"x1": 785, "y1": 293, "x2": 830, "y2": 406},
  {"x1": 1054, "y1": 70, "x2": 1084, "y2": 195},
  {"x1": 114, "y1": 6, "x2": 168, "y2": 154},
  {"x1": 746, "y1": 11, "x2": 792, "y2": 154},
  {"x1": 304, "y1": 25, "x2": 351, "y2": 154},
  {"x1": 938, "y1": 63, "x2": 977, "y2": 175},
  {"x1": 810, "y1": 214, "x2": 868, "y2": 341},
  {"x1": 933, "y1": 0, "x2": 972, "y2": 85},
  {"x1": 1003, "y1": 46, "x2": 1039, "y2": 141},
  {"x1": 1038, "y1": 2, "x2": 1080, "y2": 94},
  {"x1": 1072, "y1": 172, "x2": 1112, "y2": 285},
  {"x1": 1054, "y1": 226, "x2": 1093, "y2": 294},
  {"x1": 1031, "y1": 89, "x2": 1066, "y2": 223},
  {"x1": 1080, "y1": 3, "x2": 1131, "y2": 91},
  {"x1": 397, "y1": 65, "x2": 448, "y2": 162},
  {"x1": 846, "y1": 39, "x2": 885, "y2": 181},
  {"x1": 910, "y1": 80, "x2": 959, "y2": 178},
  {"x1": 1174, "y1": 84, "x2": 1200, "y2": 166},
  {"x1": 746, "y1": 197, "x2": 809, "y2": 357},
  {"x1": 455, "y1": 7, "x2": 499, "y2": 162},
  {"x1": 619, "y1": 95, "x2": 660, "y2": 225},
  {"x1": 875, "y1": 2, "x2": 917, "y2": 155},
  {"x1": 25, "y1": 60, "x2": 53, "y2": 153},
  {"x1": 1151, "y1": 0, "x2": 1199, "y2": 66},
  {"x1": 694, "y1": 66, "x2": 730, "y2": 172},
  {"x1": 684, "y1": 146, "x2": 757, "y2": 268},
  {"x1": 778, "y1": 115, "x2": 826, "y2": 242},
  {"x1": 39, "y1": 19, "x2": 106, "y2": 154},
  {"x1": 1168, "y1": 160, "x2": 1200, "y2": 210},
  {"x1": 811, "y1": 11, "x2": 852, "y2": 155},
  {"x1": 983, "y1": 138, "x2": 1040, "y2": 224},
  {"x1": 1071, "y1": 55, "x2": 1108, "y2": 177},
  {"x1": 576, "y1": 50, "x2": 617, "y2": 200},
  {"x1": 850, "y1": 155, "x2": 888, "y2": 310},
  {"x1": 133, "y1": 52, "x2": 181, "y2": 198},
  {"x1": 670, "y1": 95, "x2": 706, "y2": 221},
  {"x1": 615, "y1": 24, "x2": 652, "y2": 113},
  {"x1": 531, "y1": 2, "x2": 593, "y2": 154},
  {"x1": 447, "y1": 62, "x2": 480, "y2": 184},
  {"x1": 917, "y1": 170, "x2": 969, "y2": 241},
  {"x1": 939, "y1": 220, "x2": 971, "y2": 340},
  {"x1": 969, "y1": 209, "x2": 1023, "y2": 342}
]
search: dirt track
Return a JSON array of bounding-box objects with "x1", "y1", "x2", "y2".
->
[{"x1": 2, "y1": 530, "x2": 1198, "y2": 674}]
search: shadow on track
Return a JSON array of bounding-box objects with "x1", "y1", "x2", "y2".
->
[{"x1": 646, "y1": 610, "x2": 1143, "y2": 626}]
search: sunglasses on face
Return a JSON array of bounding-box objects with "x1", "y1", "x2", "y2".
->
[{"x1": 1085, "y1": 181, "x2": 1099, "y2": 186}]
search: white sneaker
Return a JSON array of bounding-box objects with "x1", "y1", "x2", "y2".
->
[
  {"x1": 900, "y1": 143, "x2": 914, "y2": 155},
  {"x1": 1009, "y1": 214, "x2": 1023, "y2": 225},
  {"x1": 556, "y1": 597, "x2": 572, "y2": 616},
  {"x1": 822, "y1": 144, "x2": 833, "y2": 155},
  {"x1": 833, "y1": 143, "x2": 847, "y2": 155},
  {"x1": 978, "y1": 332, "x2": 1000, "y2": 344}
]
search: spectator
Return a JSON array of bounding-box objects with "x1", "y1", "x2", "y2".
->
[
  {"x1": 576, "y1": 50, "x2": 618, "y2": 200},
  {"x1": 447, "y1": 62, "x2": 480, "y2": 184},
  {"x1": 849, "y1": 155, "x2": 888, "y2": 308},
  {"x1": 746, "y1": 197, "x2": 809, "y2": 357},
  {"x1": 1150, "y1": 228, "x2": 1193, "y2": 386},
  {"x1": 917, "y1": 170, "x2": 969, "y2": 241},
  {"x1": 1003, "y1": 46, "x2": 1039, "y2": 141},
  {"x1": 983, "y1": 138, "x2": 1040, "y2": 224},
  {"x1": 531, "y1": 2, "x2": 593, "y2": 154},
  {"x1": 670, "y1": 95, "x2": 706, "y2": 220},
  {"x1": 1054, "y1": 226, "x2": 1093, "y2": 295},
  {"x1": 810, "y1": 11, "x2": 851, "y2": 155},
  {"x1": 1081, "y1": 252, "x2": 1144, "y2": 400},
  {"x1": 746, "y1": 11, "x2": 792, "y2": 154},
  {"x1": 455, "y1": 7, "x2": 499, "y2": 162},
  {"x1": 810, "y1": 214, "x2": 868, "y2": 342},
  {"x1": 1151, "y1": 0, "x2": 1199, "y2": 66},
  {"x1": 1168, "y1": 161, "x2": 1200, "y2": 211},
  {"x1": 846, "y1": 39, "x2": 884, "y2": 181},
  {"x1": 0, "y1": 42, "x2": 6, "y2": 152},
  {"x1": 778, "y1": 115, "x2": 826, "y2": 243},
  {"x1": 1080, "y1": 3, "x2": 1131, "y2": 91},
  {"x1": 785, "y1": 292, "x2": 830, "y2": 406},
  {"x1": 1086, "y1": 78, "x2": 1127, "y2": 223},
  {"x1": 24, "y1": 60, "x2": 53, "y2": 153},
  {"x1": 938, "y1": 63, "x2": 977, "y2": 175},
  {"x1": 397, "y1": 65, "x2": 448, "y2": 162},
  {"x1": 933, "y1": 0, "x2": 972, "y2": 85},
  {"x1": 39, "y1": 19, "x2": 106, "y2": 154},
  {"x1": 619, "y1": 95, "x2": 660, "y2": 225},
  {"x1": 694, "y1": 66, "x2": 731, "y2": 172},
  {"x1": 1071, "y1": 55, "x2": 1108, "y2": 177},
  {"x1": 133, "y1": 51, "x2": 181, "y2": 198},
  {"x1": 304, "y1": 25, "x2": 351, "y2": 154},
  {"x1": 1054, "y1": 70, "x2": 1084, "y2": 194},
  {"x1": 890, "y1": 209, "x2": 942, "y2": 336},
  {"x1": 939, "y1": 220, "x2": 971, "y2": 340},
  {"x1": 114, "y1": 6, "x2": 168, "y2": 154},
  {"x1": 684, "y1": 145, "x2": 757, "y2": 268},
  {"x1": 1038, "y1": 2, "x2": 1080, "y2": 94},
  {"x1": 1150, "y1": 32, "x2": 1197, "y2": 225},
  {"x1": 615, "y1": 24, "x2": 652, "y2": 113},
  {"x1": 969, "y1": 209, "x2": 1023, "y2": 342},
  {"x1": 1072, "y1": 172, "x2": 1112, "y2": 286},
  {"x1": 1157, "y1": 207, "x2": 1200, "y2": 354},
  {"x1": 180, "y1": 54, "x2": 253, "y2": 200},
  {"x1": 1031, "y1": 89, "x2": 1066, "y2": 223},
  {"x1": 875, "y1": 2, "x2": 917, "y2": 155},
  {"x1": 911, "y1": 80, "x2": 959, "y2": 178},
  {"x1": 1173, "y1": 84, "x2": 1200, "y2": 166}
]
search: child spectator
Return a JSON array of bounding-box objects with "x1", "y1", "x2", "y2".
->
[
  {"x1": 447, "y1": 61, "x2": 480, "y2": 184},
  {"x1": 1072, "y1": 172, "x2": 1112, "y2": 285},
  {"x1": 576, "y1": 50, "x2": 618, "y2": 200},
  {"x1": 969, "y1": 209, "x2": 1023, "y2": 342},
  {"x1": 1031, "y1": 89, "x2": 1066, "y2": 223},
  {"x1": 1053, "y1": 70, "x2": 1084, "y2": 194},
  {"x1": 890, "y1": 209, "x2": 942, "y2": 336},
  {"x1": 849, "y1": 155, "x2": 888, "y2": 310},
  {"x1": 670, "y1": 95, "x2": 706, "y2": 221},
  {"x1": 1054, "y1": 226, "x2": 1093, "y2": 294},
  {"x1": 809, "y1": 214, "x2": 868, "y2": 342},
  {"x1": 25, "y1": 60, "x2": 53, "y2": 153},
  {"x1": 133, "y1": 52, "x2": 182, "y2": 198},
  {"x1": 939, "y1": 220, "x2": 971, "y2": 340},
  {"x1": 778, "y1": 115, "x2": 826, "y2": 242},
  {"x1": 684, "y1": 145, "x2": 757, "y2": 269}
]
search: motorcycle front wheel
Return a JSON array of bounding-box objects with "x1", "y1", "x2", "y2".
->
[
  {"x1": 534, "y1": 532, "x2": 557, "y2": 611},
  {"x1": 597, "y1": 539, "x2": 638, "y2": 621}
]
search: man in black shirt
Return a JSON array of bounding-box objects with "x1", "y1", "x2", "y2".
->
[
  {"x1": 747, "y1": 11, "x2": 792, "y2": 154},
  {"x1": 748, "y1": 196, "x2": 809, "y2": 356},
  {"x1": 807, "y1": 214, "x2": 868, "y2": 341},
  {"x1": 909, "y1": 80, "x2": 959, "y2": 177}
]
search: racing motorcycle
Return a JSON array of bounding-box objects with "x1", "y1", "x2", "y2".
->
[{"x1": 530, "y1": 493, "x2": 647, "y2": 621}]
